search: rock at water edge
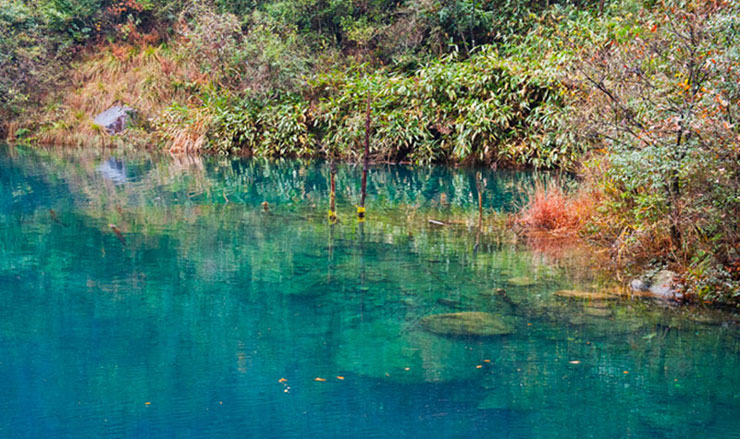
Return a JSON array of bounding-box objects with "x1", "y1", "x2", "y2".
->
[
  {"x1": 649, "y1": 270, "x2": 679, "y2": 299},
  {"x1": 93, "y1": 106, "x2": 136, "y2": 134}
]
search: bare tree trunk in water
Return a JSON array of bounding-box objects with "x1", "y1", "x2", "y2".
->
[
  {"x1": 329, "y1": 160, "x2": 337, "y2": 224},
  {"x1": 474, "y1": 171, "x2": 483, "y2": 254},
  {"x1": 359, "y1": 95, "x2": 371, "y2": 221}
]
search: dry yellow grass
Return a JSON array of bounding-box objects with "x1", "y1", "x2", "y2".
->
[{"x1": 15, "y1": 41, "x2": 212, "y2": 151}]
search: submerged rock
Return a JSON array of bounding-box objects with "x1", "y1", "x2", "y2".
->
[
  {"x1": 93, "y1": 105, "x2": 136, "y2": 134},
  {"x1": 685, "y1": 311, "x2": 729, "y2": 326},
  {"x1": 568, "y1": 315, "x2": 589, "y2": 326},
  {"x1": 554, "y1": 290, "x2": 618, "y2": 301},
  {"x1": 479, "y1": 288, "x2": 507, "y2": 297},
  {"x1": 567, "y1": 314, "x2": 645, "y2": 335},
  {"x1": 630, "y1": 278, "x2": 649, "y2": 292},
  {"x1": 336, "y1": 320, "x2": 487, "y2": 383},
  {"x1": 477, "y1": 381, "x2": 555, "y2": 411},
  {"x1": 478, "y1": 391, "x2": 531, "y2": 411},
  {"x1": 630, "y1": 270, "x2": 681, "y2": 299},
  {"x1": 638, "y1": 396, "x2": 715, "y2": 432},
  {"x1": 436, "y1": 298, "x2": 466, "y2": 309},
  {"x1": 505, "y1": 277, "x2": 536, "y2": 287},
  {"x1": 649, "y1": 270, "x2": 679, "y2": 299},
  {"x1": 420, "y1": 312, "x2": 514, "y2": 336},
  {"x1": 584, "y1": 307, "x2": 613, "y2": 317}
]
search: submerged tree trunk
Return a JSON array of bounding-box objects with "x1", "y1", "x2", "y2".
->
[
  {"x1": 474, "y1": 171, "x2": 483, "y2": 254},
  {"x1": 329, "y1": 160, "x2": 337, "y2": 224},
  {"x1": 359, "y1": 95, "x2": 371, "y2": 220}
]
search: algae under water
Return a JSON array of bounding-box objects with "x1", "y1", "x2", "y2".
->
[{"x1": 1, "y1": 145, "x2": 740, "y2": 438}]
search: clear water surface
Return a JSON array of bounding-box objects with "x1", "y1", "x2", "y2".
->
[{"x1": 1, "y1": 145, "x2": 739, "y2": 438}]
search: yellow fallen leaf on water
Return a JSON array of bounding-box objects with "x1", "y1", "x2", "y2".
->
[
  {"x1": 314, "y1": 377, "x2": 326, "y2": 382},
  {"x1": 623, "y1": 371, "x2": 629, "y2": 374},
  {"x1": 278, "y1": 378, "x2": 287, "y2": 383},
  {"x1": 144, "y1": 402, "x2": 151, "y2": 405}
]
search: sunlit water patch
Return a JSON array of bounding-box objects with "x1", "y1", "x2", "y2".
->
[{"x1": 1, "y1": 145, "x2": 740, "y2": 438}]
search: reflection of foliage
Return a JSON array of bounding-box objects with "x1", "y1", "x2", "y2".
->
[{"x1": 0, "y1": 145, "x2": 591, "y2": 289}]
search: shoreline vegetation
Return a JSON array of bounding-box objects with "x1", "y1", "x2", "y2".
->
[{"x1": 1, "y1": 0, "x2": 738, "y2": 305}]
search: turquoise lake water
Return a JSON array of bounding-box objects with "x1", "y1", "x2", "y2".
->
[{"x1": 1, "y1": 145, "x2": 740, "y2": 438}]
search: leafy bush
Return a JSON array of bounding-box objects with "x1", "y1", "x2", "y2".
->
[
  {"x1": 206, "y1": 47, "x2": 579, "y2": 167},
  {"x1": 566, "y1": 0, "x2": 740, "y2": 303}
]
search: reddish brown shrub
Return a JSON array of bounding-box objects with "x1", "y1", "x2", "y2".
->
[{"x1": 518, "y1": 182, "x2": 592, "y2": 236}]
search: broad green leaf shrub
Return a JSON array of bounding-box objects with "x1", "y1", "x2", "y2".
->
[{"x1": 208, "y1": 47, "x2": 580, "y2": 167}]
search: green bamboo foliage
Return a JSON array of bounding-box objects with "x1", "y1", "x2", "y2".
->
[{"x1": 209, "y1": 48, "x2": 578, "y2": 168}]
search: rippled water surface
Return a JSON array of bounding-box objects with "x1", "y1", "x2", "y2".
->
[{"x1": 1, "y1": 145, "x2": 740, "y2": 438}]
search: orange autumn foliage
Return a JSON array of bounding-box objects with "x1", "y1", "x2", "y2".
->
[{"x1": 518, "y1": 182, "x2": 595, "y2": 237}]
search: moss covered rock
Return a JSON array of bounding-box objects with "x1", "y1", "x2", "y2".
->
[
  {"x1": 554, "y1": 290, "x2": 618, "y2": 301},
  {"x1": 506, "y1": 277, "x2": 536, "y2": 287},
  {"x1": 586, "y1": 300, "x2": 612, "y2": 308},
  {"x1": 335, "y1": 319, "x2": 488, "y2": 383},
  {"x1": 584, "y1": 307, "x2": 613, "y2": 317},
  {"x1": 420, "y1": 312, "x2": 515, "y2": 337}
]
